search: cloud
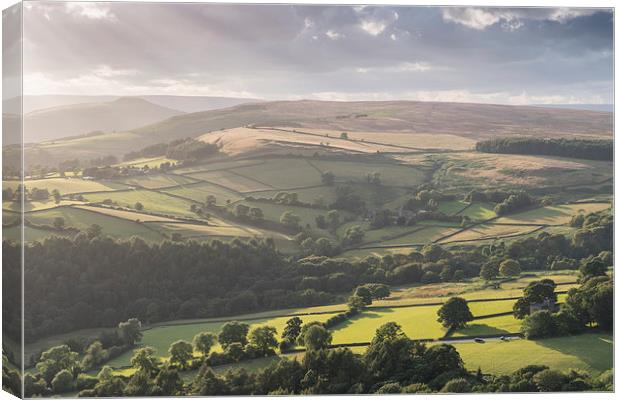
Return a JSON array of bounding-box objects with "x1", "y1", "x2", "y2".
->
[
  {"x1": 65, "y1": 3, "x2": 117, "y2": 21},
  {"x1": 358, "y1": 9, "x2": 399, "y2": 36},
  {"x1": 325, "y1": 30, "x2": 344, "y2": 40},
  {"x1": 20, "y1": 4, "x2": 612, "y2": 105},
  {"x1": 441, "y1": 7, "x2": 602, "y2": 31}
]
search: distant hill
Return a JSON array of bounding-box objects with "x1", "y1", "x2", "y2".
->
[
  {"x1": 12, "y1": 100, "x2": 613, "y2": 168},
  {"x1": 23, "y1": 97, "x2": 184, "y2": 143},
  {"x1": 132, "y1": 100, "x2": 613, "y2": 141},
  {"x1": 138, "y1": 95, "x2": 263, "y2": 113},
  {"x1": 3, "y1": 94, "x2": 262, "y2": 114},
  {"x1": 533, "y1": 104, "x2": 613, "y2": 113}
]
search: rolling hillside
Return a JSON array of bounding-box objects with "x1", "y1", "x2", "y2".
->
[
  {"x1": 14, "y1": 99, "x2": 613, "y2": 168},
  {"x1": 23, "y1": 97, "x2": 184, "y2": 143}
]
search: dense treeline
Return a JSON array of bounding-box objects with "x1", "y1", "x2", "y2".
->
[
  {"x1": 21, "y1": 322, "x2": 613, "y2": 397},
  {"x1": 122, "y1": 138, "x2": 220, "y2": 162},
  {"x1": 475, "y1": 137, "x2": 613, "y2": 161},
  {"x1": 9, "y1": 207, "x2": 611, "y2": 344}
]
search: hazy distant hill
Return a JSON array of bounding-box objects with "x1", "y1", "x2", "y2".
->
[
  {"x1": 12, "y1": 100, "x2": 613, "y2": 168},
  {"x1": 23, "y1": 97, "x2": 184, "y2": 143},
  {"x1": 533, "y1": 104, "x2": 613, "y2": 113},
  {"x1": 138, "y1": 95, "x2": 263, "y2": 113},
  {"x1": 3, "y1": 94, "x2": 262, "y2": 114}
]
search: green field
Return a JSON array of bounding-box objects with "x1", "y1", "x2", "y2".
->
[
  {"x1": 230, "y1": 200, "x2": 338, "y2": 234},
  {"x1": 83, "y1": 190, "x2": 198, "y2": 218},
  {"x1": 454, "y1": 334, "x2": 613, "y2": 376},
  {"x1": 439, "y1": 224, "x2": 541, "y2": 244},
  {"x1": 457, "y1": 202, "x2": 496, "y2": 220},
  {"x1": 376, "y1": 225, "x2": 460, "y2": 246},
  {"x1": 494, "y1": 203, "x2": 611, "y2": 225},
  {"x1": 452, "y1": 314, "x2": 522, "y2": 337},
  {"x1": 4, "y1": 177, "x2": 127, "y2": 194},
  {"x1": 25, "y1": 207, "x2": 164, "y2": 241},
  {"x1": 310, "y1": 160, "x2": 426, "y2": 187},
  {"x1": 231, "y1": 158, "x2": 322, "y2": 189},
  {"x1": 160, "y1": 182, "x2": 242, "y2": 204},
  {"x1": 184, "y1": 170, "x2": 271, "y2": 192},
  {"x1": 115, "y1": 173, "x2": 198, "y2": 189},
  {"x1": 439, "y1": 200, "x2": 470, "y2": 215},
  {"x1": 246, "y1": 185, "x2": 338, "y2": 206},
  {"x1": 331, "y1": 305, "x2": 446, "y2": 344},
  {"x1": 468, "y1": 299, "x2": 516, "y2": 316},
  {"x1": 4, "y1": 199, "x2": 85, "y2": 212},
  {"x1": 107, "y1": 312, "x2": 340, "y2": 368}
]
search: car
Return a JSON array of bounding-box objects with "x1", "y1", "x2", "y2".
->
[
  {"x1": 474, "y1": 338, "x2": 486, "y2": 343},
  {"x1": 500, "y1": 336, "x2": 506, "y2": 341}
]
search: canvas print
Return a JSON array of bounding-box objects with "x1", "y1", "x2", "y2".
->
[{"x1": 1, "y1": 2, "x2": 614, "y2": 397}]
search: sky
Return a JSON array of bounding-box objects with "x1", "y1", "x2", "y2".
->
[{"x1": 20, "y1": 2, "x2": 614, "y2": 105}]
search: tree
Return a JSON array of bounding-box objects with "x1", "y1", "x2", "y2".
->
[
  {"x1": 81, "y1": 340, "x2": 108, "y2": 370},
  {"x1": 579, "y1": 258, "x2": 607, "y2": 281},
  {"x1": 441, "y1": 378, "x2": 472, "y2": 393},
  {"x1": 321, "y1": 171, "x2": 335, "y2": 186},
  {"x1": 36, "y1": 345, "x2": 79, "y2": 384},
  {"x1": 282, "y1": 317, "x2": 303, "y2": 343},
  {"x1": 53, "y1": 217, "x2": 65, "y2": 230},
  {"x1": 315, "y1": 215, "x2": 327, "y2": 229},
  {"x1": 302, "y1": 324, "x2": 332, "y2": 351},
  {"x1": 344, "y1": 225, "x2": 365, "y2": 245},
  {"x1": 499, "y1": 259, "x2": 521, "y2": 277},
  {"x1": 193, "y1": 332, "x2": 217, "y2": 357},
  {"x1": 51, "y1": 369, "x2": 74, "y2": 394},
  {"x1": 326, "y1": 210, "x2": 340, "y2": 230},
  {"x1": 130, "y1": 347, "x2": 158, "y2": 375},
  {"x1": 218, "y1": 321, "x2": 250, "y2": 348},
  {"x1": 135, "y1": 202, "x2": 144, "y2": 211},
  {"x1": 421, "y1": 244, "x2": 450, "y2": 262},
  {"x1": 479, "y1": 262, "x2": 499, "y2": 281},
  {"x1": 86, "y1": 224, "x2": 103, "y2": 239},
  {"x1": 235, "y1": 204, "x2": 250, "y2": 219},
  {"x1": 117, "y1": 318, "x2": 142, "y2": 346},
  {"x1": 248, "y1": 326, "x2": 278, "y2": 355},
  {"x1": 206, "y1": 195, "x2": 217, "y2": 207},
  {"x1": 249, "y1": 207, "x2": 264, "y2": 221},
  {"x1": 353, "y1": 286, "x2": 373, "y2": 305},
  {"x1": 521, "y1": 310, "x2": 558, "y2": 339},
  {"x1": 280, "y1": 211, "x2": 301, "y2": 230},
  {"x1": 533, "y1": 369, "x2": 566, "y2": 392},
  {"x1": 340, "y1": 132, "x2": 348, "y2": 139},
  {"x1": 192, "y1": 365, "x2": 229, "y2": 396},
  {"x1": 52, "y1": 189, "x2": 62, "y2": 204},
  {"x1": 169, "y1": 340, "x2": 193, "y2": 367},
  {"x1": 437, "y1": 297, "x2": 474, "y2": 329},
  {"x1": 347, "y1": 295, "x2": 367, "y2": 312}
]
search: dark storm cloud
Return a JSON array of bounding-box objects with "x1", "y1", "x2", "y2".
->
[{"x1": 22, "y1": 2, "x2": 613, "y2": 104}]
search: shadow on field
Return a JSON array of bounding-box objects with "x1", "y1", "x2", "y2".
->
[
  {"x1": 330, "y1": 309, "x2": 394, "y2": 333},
  {"x1": 449, "y1": 324, "x2": 512, "y2": 338},
  {"x1": 534, "y1": 333, "x2": 613, "y2": 373}
]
